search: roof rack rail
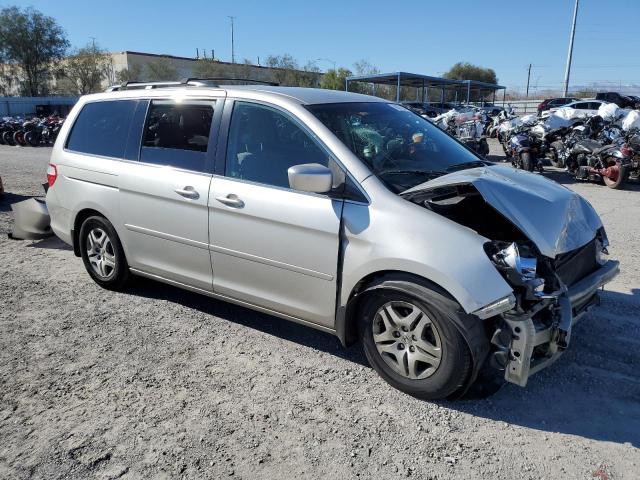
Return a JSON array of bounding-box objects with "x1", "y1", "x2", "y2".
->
[
  {"x1": 180, "y1": 77, "x2": 279, "y2": 87},
  {"x1": 105, "y1": 77, "x2": 279, "y2": 92},
  {"x1": 105, "y1": 81, "x2": 182, "y2": 92}
]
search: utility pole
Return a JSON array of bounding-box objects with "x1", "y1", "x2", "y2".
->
[
  {"x1": 524, "y1": 63, "x2": 532, "y2": 113},
  {"x1": 563, "y1": 0, "x2": 579, "y2": 96},
  {"x1": 228, "y1": 16, "x2": 236, "y2": 63}
]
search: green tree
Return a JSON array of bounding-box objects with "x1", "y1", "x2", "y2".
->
[
  {"x1": 443, "y1": 62, "x2": 498, "y2": 84},
  {"x1": 145, "y1": 58, "x2": 179, "y2": 81},
  {"x1": 0, "y1": 6, "x2": 69, "y2": 96},
  {"x1": 443, "y1": 62, "x2": 498, "y2": 102},
  {"x1": 59, "y1": 42, "x2": 112, "y2": 94},
  {"x1": 320, "y1": 67, "x2": 352, "y2": 91}
]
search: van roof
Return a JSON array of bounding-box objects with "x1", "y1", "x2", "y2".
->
[{"x1": 99, "y1": 84, "x2": 388, "y2": 106}]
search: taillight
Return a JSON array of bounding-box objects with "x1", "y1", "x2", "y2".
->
[{"x1": 47, "y1": 163, "x2": 58, "y2": 187}]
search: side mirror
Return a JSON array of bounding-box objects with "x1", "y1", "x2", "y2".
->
[{"x1": 287, "y1": 163, "x2": 333, "y2": 193}]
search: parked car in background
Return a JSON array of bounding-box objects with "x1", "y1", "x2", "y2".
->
[
  {"x1": 474, "y1": 102, "x2": 505, "y2": 116},
  {"x1": 595, "y1": 92, "x2": 636, "y2": 108},
  {"x1": 402, "y1": 101, "x2": 449, "y2": 118},
  {"x1": 537, "y1": 97, "x2": 579, "y2": 115},
  {"x1": 46, "y1": 82, "x2": 618, "y2": 400},
  {"x1": 542, "y1": 99, "x2": 607, "y2": 118},
  {"x1": 627, "y1": 95, "x2": 640, "y2": 108}
]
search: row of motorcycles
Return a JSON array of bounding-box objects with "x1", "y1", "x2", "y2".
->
[
  {"x1": 0, "y1": 116, "x2": 65, "y2": 147},
  {"x1": 491, "y1": 106, "x2": 640, "y2": 189},
  {"x1": 430, "y1": 108, "x2": 492, "y2": 156}
]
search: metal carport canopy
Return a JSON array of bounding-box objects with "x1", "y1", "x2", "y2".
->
[{"x1": 345, "y1": 71, "x2": 506, "y2": 104}]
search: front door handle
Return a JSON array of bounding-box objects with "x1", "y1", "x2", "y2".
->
[
  {"x1": 174, "y1": 186, "x2": 200, "y2": 199},
  {"x1": 216, "y1": 194, "x2": 245, "y2": 208}
]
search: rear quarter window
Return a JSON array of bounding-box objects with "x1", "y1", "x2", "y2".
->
[{"x1": 66, "y1": 100, "x2": 137, "y2": 158}]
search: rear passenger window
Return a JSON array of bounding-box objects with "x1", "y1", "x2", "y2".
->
[
  {"x1": 140, "y1": 100, "x2": 215, "y2": 173},
  {"x1": 66, "y1": 100, "x2": 137, "y2": 158}
]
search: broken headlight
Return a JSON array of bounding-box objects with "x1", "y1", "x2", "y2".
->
[
  {"x1": 493, "y1": 242, "x2": 537, "y2": 280},
  {"x1": 485, "y1": 241, "x2": 545, "y2": 297}
]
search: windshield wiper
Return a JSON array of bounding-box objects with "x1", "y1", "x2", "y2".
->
[
  {"x1": 446, "y1": 160, "x2": 490, "y2": 172},
  {"x1": 378, "y1": 169, "x2": 448, "y2": 178}
]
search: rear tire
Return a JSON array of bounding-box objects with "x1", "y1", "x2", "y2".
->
[
  {"x1": 359, "y1": 285, "x2": 473, "y2": 400},
  {"x1": 521, "y1": 152, "x2": 534, "y2": 172},
  {"x1": 79, "y1": 215, "x2": 131, "y2": 291},
  {"x1": 603, "y1": 161, "x2": 629, "y2": 189}
]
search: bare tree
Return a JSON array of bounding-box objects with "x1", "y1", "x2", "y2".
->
[
  {"x1": 145, "y1": 58, "x2": 179, "y2": 81},
  {"x1": 59, "y1": 42, "x2": 112, "y2": 94},
  {"x1": 193, "y1": 59, "x2": 224, "y2": 78},
  {"x1": 115, "y1": 64, "x2": 143, "y2": 84}
]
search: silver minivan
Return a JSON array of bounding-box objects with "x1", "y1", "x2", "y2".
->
[{"x1": 46, "y1": 82, "x2": 619, "y2": 399}]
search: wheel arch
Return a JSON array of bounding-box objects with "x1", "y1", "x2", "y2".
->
[
  {"x1": 338, "y1": 270, "x2": 460, "y2": 346},
  {"x1": 336, "y1": 270, "x2": 490, "y2": 397},
  {"x1": 72, "y1": 207, "x2": 112, "y2": 257}
]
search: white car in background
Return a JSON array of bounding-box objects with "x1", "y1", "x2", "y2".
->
[{"x1": 541, "y1": 99, "x2": 607, "y2": 118}]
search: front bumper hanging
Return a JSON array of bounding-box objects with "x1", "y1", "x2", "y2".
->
[{"x1": 500, "y1": 260, "x2": 619, "y2": 387}]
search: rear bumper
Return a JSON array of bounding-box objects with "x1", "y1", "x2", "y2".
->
[
  {"x1": 502, "y1": 260, "x2": 619, "y2": 387},
  {"x1": 9, "y1": 198, "x2": 54, "y2": 240}
]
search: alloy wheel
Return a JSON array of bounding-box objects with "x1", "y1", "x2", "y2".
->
[
  {"x1": 372, "y1": 301, "x2": 442, "y2": 380},
  {"x1": 86, "y1": 227, "x2": 116, "y2": 280}
]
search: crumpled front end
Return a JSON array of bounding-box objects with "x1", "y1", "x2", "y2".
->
[
  {"x1": 485, "y1": 235, "x2": 619, "y2": 386},
  {"x1": 402, "y1": 165, "x2": 619, "y2": 386}
]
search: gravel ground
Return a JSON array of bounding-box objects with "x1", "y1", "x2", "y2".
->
[{"x1": 1, "y1": 141, "x2": 639, "y2": 480}]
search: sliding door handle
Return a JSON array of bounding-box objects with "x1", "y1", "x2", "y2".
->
[
  {"x1": 174, "y1": 186, "x2": 200, "y2": 199},
  {"x1": 216, "y1": 194, "x2": 244, "y2": 208}
]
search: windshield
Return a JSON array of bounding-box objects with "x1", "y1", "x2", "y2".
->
[{"x1": 306, "y1": 102, "x2": 484, "y2": 193}]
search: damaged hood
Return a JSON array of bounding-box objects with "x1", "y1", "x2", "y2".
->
[{"x1": 403, "y1": 165, "x2": 602, "y2": 257}]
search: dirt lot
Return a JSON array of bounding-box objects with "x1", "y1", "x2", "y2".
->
[{"x1": 1, "y1": 142, "x2": 639, "y2": 480}]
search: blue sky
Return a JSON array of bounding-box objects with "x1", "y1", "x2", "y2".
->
[{"x1": 9, "y1": 0, "x2": 640, "y2": 92}]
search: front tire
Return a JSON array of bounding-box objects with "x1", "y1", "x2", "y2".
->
[
  {"x1": 360, "y1": 287, "x2": 473, "y2": 400},
  {"x1": 79, "y1": 215, "x2": 131, "y2": 290},
  {"x1": 549, "y1": 141, "x2": 566, "y2": 168},
  {"x1": 13, "y1": 131, "x2": 26, "y2": 146},
  {"x1": 3, "y1": 131, "x2": 15, "y2": 146},
  {"x1": 25, "y1": 131, "x2": 39, "y2": 147},
  {"x1": 478, "y1": 138, "x2": 489, "y2": 156}
]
